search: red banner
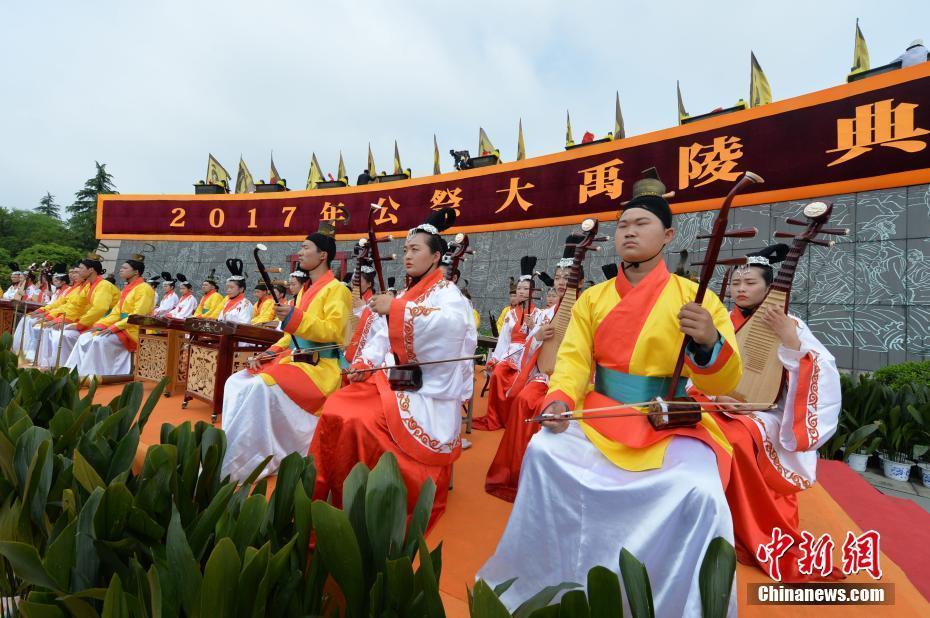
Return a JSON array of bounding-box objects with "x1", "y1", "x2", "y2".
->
[{"x1": 98, "y1": 63, "x2": 930, "y2": 241}]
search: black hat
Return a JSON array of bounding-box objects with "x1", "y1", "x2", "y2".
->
[
  {"x1": 225, "y1": 259, "x2": 245, "y2": 283},
  {"x1": 160, "y1": 271, "x2": 175, "y2": 284},
  {"x1": 203, "y1": 268, "x2": 218, "y2": 286},
  {"x1": 125, "y1": 253, "x2": 146, "y2": 274},
  {"x1": 8, "y1": 262, "x2": 22, "y2": 275},
  {"x1": 255, "y1": 281, "x2": 269, "y2": 291},
  {"x1": 146, "y1": 273, "x2": 162, "y2": 285},
  {"x1": 176, "y1": 273, "x2": 192, "y2": 289},
  {"x1": 518, "y1": 256, "x2": 537, "y2": 284},
  {"x1": 409, "y1": 207, "x2": 457, "y2": 238},
  {"x1": 744, "y1": 243, "x2": 790, "y2": 269},
  {"x1": 537, "y1": 272, "x2": 554, "y2": 287},
  {"x1": 387, "y1": 276, "x2": 397, "y2": 292},
  {"x1": 51, "y1": 263, "x2": 68, "y2": 281},
  {"x1": 620, "y1": 167, "x2": 673, "y2": 229},
  {"x1": 557, "y1": 234, "x2": 584, "y2": 270},
  {"x1": 601, "y1": 264, "x2": 619, "y2": 281},
  {"x1": 508, "y1": 276, "x2": 517, "y2": 294}
]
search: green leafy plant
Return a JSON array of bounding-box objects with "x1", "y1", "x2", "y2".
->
[
  {"x1": 468, "y1": 537, "x2": 736, "y2": 617},
  {"x1": 873, "y1": 360, "x2": 930, "y2": 391}
]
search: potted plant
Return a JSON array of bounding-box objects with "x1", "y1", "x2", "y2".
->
[
  {"x1": 842, "y1": 422, "x2": 881, "y2": 472},
  {"x1": 877, "y1": 404, "x2": 920, "y2": 481}
]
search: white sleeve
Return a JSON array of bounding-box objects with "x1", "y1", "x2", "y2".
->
[
  {"x1": 775, "y1": 317, "x2": 841, "y2": 452},
  {"x1": 490, "y1": 315, "x2": 513, "y2": 362},
  {"x1": 358, "y1": 316, "x2": 390, "y2": 368}
]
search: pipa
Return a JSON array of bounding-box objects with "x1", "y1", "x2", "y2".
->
[
  {"x1": 728, "y1": 201, "x2": 848, "y2": 404},
  {"x1": 536, "y1": 218, "x2": 607, "y2": 375}
]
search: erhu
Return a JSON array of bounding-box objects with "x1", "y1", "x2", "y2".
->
[{"x1": 728, "y1": 201, "x2": 847, "y2": 404}]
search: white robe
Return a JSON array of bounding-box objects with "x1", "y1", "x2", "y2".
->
[
  {"x1": 154, "y1": 291, "x2": 178, "y2": 316},
  {"x1": 165, "y1": 293, "x2": 197, "y2": 319},
  {"x1": 477, "y1": 427, "x2": 736, "y2": 616},
  {"x1": 216, "y1": 296, "x2": 253, "y2": 324},
  {"x1": 2, "y1": 285, "x2": 17, "y2": 300},
  {"x1": 489, "y1": 306, "x2": 536, "y2": 369},
  {"x1": 65, "y1": 331, "x2": 132, "y2": 377},
  {"x1": 37, "y1": 327, "x2": 82, "y2": 369},
  {"x1": 354, "y1": 276, "x2": 477, "y2": 460},
  {"x1": 725, "y1": 315, "x2": 841, "y2": 490}
]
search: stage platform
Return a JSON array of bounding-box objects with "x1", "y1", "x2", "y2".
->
[{"x1": 106, "y1": 378, "x2": 928, "y2": 616}]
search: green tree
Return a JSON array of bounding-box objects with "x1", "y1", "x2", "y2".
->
[
  {"x1": 0, "y1": 247, "x2": 12, "y2": 288},
  {"x1": 13, "y1": 243, "x2": 83, "y2": 273},
  {"x1": 68, "y1": 161, "x2": 117, "y2": 251},
  {"x1": 0, "y1": 207, "x2": 76, "y2": 257},
  {"x1": 35, "y1": 192, "x2": 60, "y2": 219}
]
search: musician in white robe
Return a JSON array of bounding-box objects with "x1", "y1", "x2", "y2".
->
[
  {"x1": 14, "y1": 266, "x2": 72, "y2": 357},
  {"x1": 153, "y1": 273, "x2": 179, "y2": 316},
  {"x1": 165, "y1": 275, "x2": 197, "y2": 319},
  {"x1": 214, "y1": 260, "x2": 254, "y2": 324},
  {"x1": 311, "y1": 208, "x2": 476, "y2": 528},
  {"x1": 2, "y1": 268, "x2": 22, "y2": 300}
]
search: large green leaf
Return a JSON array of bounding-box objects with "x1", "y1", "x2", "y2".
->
[
  {"x1": 235, "y1": 541, "x2": 270, "y2": 618},
  {"x1": 43, "y1": 518, "x2": 78, "y2": 591},
  {"x1": 269, "y1": 452, "x2": 303, "y2": 536},
  {"x1": 557, "y1": 590, "x2": 590, "y2": 616},
  {"x1": 0, "y1": 541, "x2": 62, "y2": 590},
  {"x1": 136, "y1": 378, "x2": 168, "y2": 432},
  {"x1": 18, "y1": 597, "x2": 70, "y2": 618},
  {"x1": 23, "y1": 439, "x2": 54, "y2": 529},
  {"x1": 403, "y1": 477, "x2": 436, "y2": 559},
  {"x1": 147, "y1": 565, "x2": 163, "y2": 618},
  {"x1": 384, "y1": 555, "x2": 415, "y2": 612},
  {"x1": 93, "y1": 483, "x2": 133, "y2": 542},
  {"x1": 115, "y1": 381, "x2": 143, "y2": 438},
  {"x1": 365, "y1": 452, "x2": 407, "y2": 568},
  {"x1": 249, "y1": 535, "x2": 297, "y2": 618},
  {"x1": 231, "y1": 494, "x2": 268, "y2": 556},
  {"x1": 618, "y1": 548, "x2": 655, "y2": 618},
  {"x1": 105, "y1": 425, "x2": 140, "y2": 483},
  {"x1": 414, "y1": 536, "x2": 444, "y2": 617},
  {"x1": 14, "y1": 425, "x2": 50, "y2": 490},
  {"x1": 133, "y1": 444, "x2": 177, "y2": 517},
  {"x1": 200, "y1": 538, "x2": 241, "y2": 618},
  {"x1": 292, "y1": 481, "x2": 313, "y2": 559},
  {"x1": 699, "y1": 537, "x2": 736, "y2": 618},
  {"x1": 310, "y1": 500, "x2": 365, "y2": 618},
  {"x1": 514, "y1": 581, "x2": 581, "y2": 617},
  {"x1": 166, "y1": 507, "x2": 202, "y2": 615},
  {"x1": 341, "y1": 463, "x2": 370, "y2": 572},
  {"x1": 102, "y1": 573, "x2": 130, "y2": 618},
  {"x1": 188, "y1": 482, "x2": 235, "y2": 560},
  {"x1": 72, "y1": 449, "x2": 106, "y2": 494},
  {"x1": 586, "y1": 565, "x2": 621, "y2": 617},
  {"x1": 71, "y1": 488, "x2": 103, "y2": 593},
  {"x1": 471, "y1": 580, "x2": 512, "y2": 617}
]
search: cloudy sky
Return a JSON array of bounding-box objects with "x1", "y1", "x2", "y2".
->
[{"x1": 1, "y1": 0, "x2": 927, "y2": 211}]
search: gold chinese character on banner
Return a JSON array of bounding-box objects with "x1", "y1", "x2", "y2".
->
[
  {"x1": 827, "y1": 99, "x2": 929, "y2": 167},
  {"x1": 430, "y1": 187, "x2": 463, "y2": 215},
  {"x1": 578, "y1": 158, "x2": 623, "y2": 204},
  {"x1": 319, "y1": 201, "x2": 348, "y2": 222},
  {"x1": 678, "y1": 136, "x2": 743, "y2": 190},
  {"x1": 495, "y1": 177, "x2": 535, "y2": 214},
  {"x1": 372, "y1": 196, "x2": 400, "y2": 226}
]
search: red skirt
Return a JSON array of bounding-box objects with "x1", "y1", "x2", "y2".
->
[
  {"x1": 484, "y1": 381, "x2": 547, "y2": 502},
  {"x1": 472, "y1": 362, "x2": 519, "y2": 431},
  {"x1": 715, "y1": 414, "x2": 843, "y2": 582},
  {"x1": 309, "y1": 379, "x2": 451, "y2": 530}
]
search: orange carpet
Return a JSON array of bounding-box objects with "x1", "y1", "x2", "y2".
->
[{"x1": 97, "y1": 380, "x2": 928, "y2": 617}]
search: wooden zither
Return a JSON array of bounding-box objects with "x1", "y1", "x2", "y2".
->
[{"x1": 728, "y1": 201, "x2": 849, "y2": 404}]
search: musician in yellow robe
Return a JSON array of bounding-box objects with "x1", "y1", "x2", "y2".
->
[
  {"x1": 39, "y1": 254, "x2": 119, "y2": 369},
  {"x1": 65, "y1": 255, "x2": 156, "y2": 377},
  {"x1": 479, "y1": 170, "x2": 742, "y2": 615},
  {"x1": 195, "y1": 270, "x2": 224, "y2": 317},
  {"x1": 250, "y1": 282, "x2": 276, "y2": 325},
  {"x1": 221, "y1": 223, "x2": 350, "y2": 482}
]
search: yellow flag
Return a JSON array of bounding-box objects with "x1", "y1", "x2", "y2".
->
[
  {"x1": 393, "y1": 141, "x2": 403, "y2": 174},
  {"x1": 367, "y1": 144, "x2": 377, "y2": 176},
  {"x1": 306, "y1": 153, "x2": 324, "y2": 190},
  {"x1": 433, "y1": 135, "x2": 441, "y2": 175},
  {"x1": 851, "y1": 19, "x2": 870, "y2": 74},
  {"x1": 677, "y1": 82, "x2": 688, "y2": 124},
  {"x1": 478, "y1": 127, "x2": 495, "y2": 155},
  {"x1": 206, "y1": 154, "x2": 230, "y2": 185},
  {"x1": 269, "y1": 153, "x2": 281, "y2": 184},
  {"x1": 337, "y1": 152, "x2": 347, "y2": 183},
  {"x1": 565, "y1": 111, "x2": 575, "y2": 147},
  {"x1": 614, "y1": 92, "x2": 626, "y2": 139},
  {"x1": 235, "y1": 157, "x2": 256, "y2": 194},
  {"x1": 749, "y1": 52, "x2": 772, "y2": 107},
  {"x1": 516, "y1": 119, "x2": 526, "y2": 161}
]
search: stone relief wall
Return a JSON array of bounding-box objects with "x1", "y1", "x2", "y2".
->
[{"x1": 116, "y1": 184, "x2": 930, "y2": 372}]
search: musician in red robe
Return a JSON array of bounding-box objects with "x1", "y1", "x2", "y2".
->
[
  {"x1": 472, "y1": 257, "x2": 538, "y2": 431},
  {"x1": 484, "y1": 238, "x2": 578, "y2": 500},
  {"x1": 691, "y1": 243, "x2": 842, "y2": 581},
  {"x1": 310, "y1": 208, "x2": 477, "y2": 528}
]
